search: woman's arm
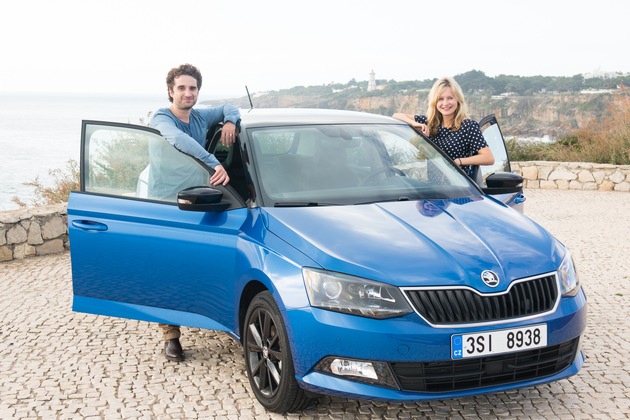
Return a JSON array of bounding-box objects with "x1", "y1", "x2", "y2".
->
[
  {"x1": 392, "y1": 112, "x2": 417, "y2": 125},
  {"x1": 393, "y1": 112, "x2": 429, "y2": 135},
  {"x1": 457, "y1": 146, "x2": 495, "y2": 167}
]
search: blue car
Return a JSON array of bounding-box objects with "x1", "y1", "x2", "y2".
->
[{"x1": 69, "y1": 108, "x2": 586, "y2": 413}]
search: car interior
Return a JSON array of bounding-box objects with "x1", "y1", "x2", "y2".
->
[{"x1": 205, "y1": 124, "x2": 251, "y2": 203}]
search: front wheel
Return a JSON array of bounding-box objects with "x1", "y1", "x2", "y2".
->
[{"x1": 243, "y1": 291, "x2": 312, "y2": 413}]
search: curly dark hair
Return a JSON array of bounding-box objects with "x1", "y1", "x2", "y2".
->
[{"x1": 166, "y1": 63, "x2": 203, "y2": 103}]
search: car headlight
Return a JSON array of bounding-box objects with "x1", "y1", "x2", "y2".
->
[
  {"x1": 302, "y1": 268, "x2": 413, "y2": 319},
  {"x1": 558, "y1": 250, "x2": 581, "y2": 297}
]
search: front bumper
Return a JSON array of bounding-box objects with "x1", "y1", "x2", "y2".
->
[{"x1": 285, "y1": 287, "x2": 587, "y2": 401}]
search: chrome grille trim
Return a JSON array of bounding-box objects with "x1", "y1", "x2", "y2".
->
[{"x1": 401, "y1": 272, "x2": 559, "y2": 328}]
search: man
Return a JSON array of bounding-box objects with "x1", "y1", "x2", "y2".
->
[{"x1": 149, "y1": 63, "x2": 241, "y2": 361}]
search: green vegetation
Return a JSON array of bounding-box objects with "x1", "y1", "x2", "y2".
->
[
  {"x1": 247, "y1": 70, "x2": 629, "y2": 100},
  {"x1": 507, "y1": 91, "x2": 630, "y2": 164},
  {"x1": 12, "y1": 159, "x2": 79, "y2": 207},
  {"x1": 88, "y1": 135, "x2": 149, "y2": 193}
]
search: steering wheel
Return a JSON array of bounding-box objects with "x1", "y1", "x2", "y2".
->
[{"x1": 359, "y1": 166, "x2": 406, "y2": 186}]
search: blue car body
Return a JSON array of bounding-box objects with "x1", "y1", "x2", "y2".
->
[{"x1": 69, "y1": 109, "x2": 586, "y2": 411}]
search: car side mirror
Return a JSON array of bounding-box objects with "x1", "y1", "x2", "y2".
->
[
  {"x1": 177, "y1": 186, "x2": 229, "y2": 212},
  {"x1": 482, "y1": 172, "x2": 524, "y2": 195}
]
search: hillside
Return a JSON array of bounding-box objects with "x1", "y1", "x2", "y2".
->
[
  {"x1": 204, "y1": 70, "x2": 628, "y2": 139},
  {"x1": 208, "y1": 89, "x2": 625, "y2": 140}
]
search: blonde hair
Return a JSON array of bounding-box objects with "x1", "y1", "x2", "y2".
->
[{"x1": 426, "y1": 77, "x2": 469, "y2": 136}]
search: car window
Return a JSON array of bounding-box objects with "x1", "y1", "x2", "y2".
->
[
  {"x1": 249, "y1": 124, "x2": 478, "y2": 206},
  {"x1": 206, "y1": 133, "x2": 251, "y2": 203},
  {"x1": 479, "y1": 117, "x2": 511, "y2": 185},
  {"x1": 83, "y1": 122, "x2": 209, "y2": 203}
]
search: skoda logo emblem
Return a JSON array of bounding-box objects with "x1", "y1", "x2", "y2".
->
[{"x1": 481, "y1": 270, "x2": 500, "y2": 287}]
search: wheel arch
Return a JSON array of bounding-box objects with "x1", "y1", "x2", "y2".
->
[{"x1": 238, "y1": 279, "x2": 269, "y2": 343}]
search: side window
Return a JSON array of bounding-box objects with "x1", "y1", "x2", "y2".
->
[
  {"x1": 479, "y1": 116, "x2": 511, "y2": 185},
  {"x1": 83, "y1": 122, "x2": 209, "y2": 203},
  {"x1": 206, "y1": 129, "x2": 251, "y2": 203}
]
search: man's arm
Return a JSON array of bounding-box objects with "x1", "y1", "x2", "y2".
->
[
  {"x1": 198, "y1": 104, "x2": 240, "y2": 142},
  {"x1": 150, "y1": 112, "x2": 221, "y2": 168},
  {"x1": 219, "y1": 103, "x2": 241, "y2": 126}
]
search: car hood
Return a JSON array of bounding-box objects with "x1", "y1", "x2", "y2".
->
[{"x1": 262, "y1": 197, "x2": 564, "y2": 292}]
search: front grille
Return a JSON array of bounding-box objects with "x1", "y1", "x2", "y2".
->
[
  {"x1": 404, "y1": 274, "x2": 558, "y2": 325},
  {"x1": 391, "y1": 338, "x2": 579, "y2": 393}
]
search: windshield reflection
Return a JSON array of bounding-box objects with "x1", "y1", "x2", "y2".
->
[{"x1": 251, "y1": 124, "x2": 478, "y2": 206}]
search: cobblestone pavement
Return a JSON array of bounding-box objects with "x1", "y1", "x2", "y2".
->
[{"x1": 1, "y1": 189, "x2": 629, "y2": 419}]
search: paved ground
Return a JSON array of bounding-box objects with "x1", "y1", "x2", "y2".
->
[{"x1": 1, "y1": 189, "x2": 629, "y2": 419}]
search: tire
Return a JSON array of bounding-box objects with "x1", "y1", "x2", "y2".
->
[{"x1": 243, "y1": 291, "x2": 312, "y2": 413}]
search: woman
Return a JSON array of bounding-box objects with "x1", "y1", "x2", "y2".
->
[{"x1": 393, "y1": 77, "x2": 494, "y2": 177}]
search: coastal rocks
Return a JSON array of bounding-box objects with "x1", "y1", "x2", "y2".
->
[
  {"x1": 0, "y1": 203, "x2": 68, "y2": 262},
  {"x1": 512, "y1": 161, "x2": 630, "y2": 192}
]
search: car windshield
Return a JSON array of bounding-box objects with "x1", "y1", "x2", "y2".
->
[{"x1": 250, "y1": 124, "x2": 479, "y2": 206}]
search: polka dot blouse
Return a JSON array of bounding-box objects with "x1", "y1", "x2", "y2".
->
[{"x1": 414, "y1": 115, "x2": 488, "y2": 177}]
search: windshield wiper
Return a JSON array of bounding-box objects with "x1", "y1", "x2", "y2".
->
[
  {"x1": 274, "y1": 201, "x2": 338, "y2": 207},
  {"x1": 356, "y1": 197, "x2": 411, "y2": 205}
]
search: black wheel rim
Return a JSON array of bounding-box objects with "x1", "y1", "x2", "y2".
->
[{"x1": 246, "y1": 307, "x2": 283, "y2": 398}]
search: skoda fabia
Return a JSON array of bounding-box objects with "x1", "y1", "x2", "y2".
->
[{"x1": 69, "y1": 108, "x2": 587, "y2": 412}]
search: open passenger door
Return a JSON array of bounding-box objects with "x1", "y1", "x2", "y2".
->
[{"x1": 475, "y1": 114, "x2": 526, "y2": 212}]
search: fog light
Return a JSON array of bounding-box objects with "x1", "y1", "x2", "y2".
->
[
  {"x1": 330, "y1": 358, "x2": 377, "y2": 380},
  {"x1": 315, "y1": 356, "x2": 399, "y2": 389}
]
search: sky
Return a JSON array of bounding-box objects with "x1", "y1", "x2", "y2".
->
[{"x1": 2, "y1": 0, "x2": 628, "y2": 100}]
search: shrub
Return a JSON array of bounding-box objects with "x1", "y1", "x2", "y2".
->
[
  {"x1": 507, "y1": 89, "x2": 630, "y2": 164},
  {"x1": 12, "y1": 159, "x2": 79, "y2": 207}
]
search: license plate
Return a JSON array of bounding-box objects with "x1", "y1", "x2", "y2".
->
[{"x1": 451, "y1": 324, "x2": 547, "y2": 359}]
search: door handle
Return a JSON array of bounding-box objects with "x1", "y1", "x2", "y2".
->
[{"x1": 71, "y1": 220, "x2": 108, "y2": 232}]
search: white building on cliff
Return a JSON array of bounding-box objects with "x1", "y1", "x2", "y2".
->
[{"x1": 367, "y1": 70, "x2": 376, "y2": 91}]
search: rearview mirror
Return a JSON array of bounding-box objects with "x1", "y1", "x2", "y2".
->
[
  {"x1": 177, "y1": 186, "x2": 229, "y2": 212},
  {"x1": 482, "y1": 172, "x2": 524, "y2": 195}
]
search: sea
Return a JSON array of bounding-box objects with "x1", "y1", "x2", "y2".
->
[{"x1": 0, "y1": 92, "x2": 172, "y2": 211}]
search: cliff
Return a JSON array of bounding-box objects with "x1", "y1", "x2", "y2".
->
[{"x1": 214, "y1": 90, "x2": 624, "y2": 139}]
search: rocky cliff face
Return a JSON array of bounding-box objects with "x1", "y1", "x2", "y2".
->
[
  {"x1": 468, "y1": 94, "x2": 621, "y2": 138},
  {"x1": 346, "y1": 93, "x2": 620, "y2": 138},
  {"x1": 220, "y1": 91, "x2": 624, "y2": 139}
]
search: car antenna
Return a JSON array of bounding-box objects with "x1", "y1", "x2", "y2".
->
[{"x1": 245, "y1": 85, "x2": 254, "y2": 110}]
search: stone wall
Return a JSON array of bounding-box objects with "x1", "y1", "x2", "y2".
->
[
  {"x1": 0, "y1": 203, "x2": 68, "y2": 262},
  {"x1": 512, "y1": 161, "x2": 630, "y2": 192},
  {"x1": 1, "y1": 161, "x2": 629, "y2": 262}
]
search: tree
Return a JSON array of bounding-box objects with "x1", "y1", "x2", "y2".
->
[{"x1": 455, "y1": 70, "x2": 493, "y2": 93}]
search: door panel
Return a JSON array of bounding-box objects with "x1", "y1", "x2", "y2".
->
[
  {"x1": 478, "y1": 114, "x2": 511, "y2": 183},
  {"x1": 479, "y1": 115, "x2": 526, "y2": 212},
  {"x1": 69, "y1": 121, "x2": 247, "y2": 331}
]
